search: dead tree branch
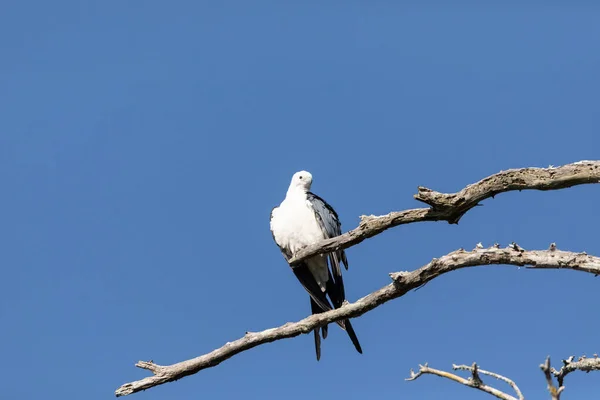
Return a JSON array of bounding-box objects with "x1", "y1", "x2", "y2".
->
[
  {"x1": 116, "y1": 160, "x2": 600, "y2": 396},
  {"x1": 551, "y1": 354, "x2": 600, "y2": 387},
  {"x1": 115, "y1": 246, "x2": 600, "y2": 396},
  {"x1": 406, "y1": 356, "x2": 599, "y2": 400},
  {"x1": 289, "y1": 160, "x2": 600, "y2": 265},
  {"x1": 454, "y1": 363, "x2": 524, "y2": 400},
  {"x1": 406, "y1": 362, "x2": 523, "y2": 400},
  {"x1": 541, "y1": 357, "x2": 564, "y2": 400}
]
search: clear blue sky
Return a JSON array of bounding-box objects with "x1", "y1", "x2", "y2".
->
[{"x1": 1, "y1": 3, "x2": 599, "y2": 399}]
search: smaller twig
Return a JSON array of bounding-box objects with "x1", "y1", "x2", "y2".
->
[
  {"x1": 407, "y1": 362, "x2": 519, "y2": 400},
  {"x1": 136, "y1": 361, "x2": 162, "y2": 374},
  {"x1": 551, "y1": 354, "x2": 600, "y2": 386},
  {"x1": 540, "y1": 357, "x2": 564, "y2": 400},
  {"x1": 470, "y1": 362, "x2": 483, "y2": 386},
  {"x1": 453, "y1": 363, "x2": 524, "y2": 400}
]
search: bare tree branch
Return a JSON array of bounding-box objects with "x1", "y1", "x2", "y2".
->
[
  {"x1": 407, "y1": 356, "x2": 598, "y2": 400},
  {"x1": 551, "y1": 355, "x2": 600, "y2": 387},
  {"x1": 406, "y1": 362, "x2": 522, "y2": 400},
  {"x1": 541, "y1": 357, "x2": 564, "y2": 400},
  {"x1": 115, "y1": 246, "x2": 600, "y2": 396},
  {"x1": 116, "y1": 160, "x2": 600, "y2": 396},
  {"x1": 454, "y1": 363, "x2": 524, "y2": 400},
  {"x1": 289, "y1": 160, "x2": 600, "y2": 265}
]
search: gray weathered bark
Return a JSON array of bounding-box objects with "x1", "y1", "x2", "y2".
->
[
  {"x1": 407, "y1": 361, "x2": 524, "y2": 400},
  {"x1": 290, "y1": 160, "x2": 600, "y2": 265},
  {"x1": 116, "y1": 246, "x2": 600, "y2": 396},
  {"x1": 116, "y1": 160, "x2": 600, "y2": 397},
  {"x1": 406, "y1": 355, "x2": 600, "y2": 400}
]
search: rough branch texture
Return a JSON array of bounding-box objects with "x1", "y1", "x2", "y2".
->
[
  {"x1": 406, "y1": 356, "x2": 600, "y2": 400},
  {"x1": 454, "y1": 363, "x2": 524, "y2": 400},
  {"x1": 115, "y1": 246, "x2": 600, "y2": 396},
  {"x1": 116, "y1": 160, "x2": 600, "y2": 396},
  {"x1": 407, "y1": 362, "x2": 523, "y2": 400},
  {"x1": 542, "y1": 357, "x2": 564, "y2": 400},
  {"x1": 552, "y1": 355, "x2": 600, "y2": 386},
  {"x1": 289, "y1": 160, "x2": 600, "y2": 265}
]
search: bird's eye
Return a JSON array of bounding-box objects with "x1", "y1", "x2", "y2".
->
[{"x1": 299, "y1": 175, "x2": 303, "y2": 180}]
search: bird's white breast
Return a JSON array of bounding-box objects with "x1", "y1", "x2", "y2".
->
[
  {"x1": 271, "y1": 197, "x2": 326, "y2": 255},
  {"x1": 271, "y1": 193, "x2": 330, "y2": 291}
]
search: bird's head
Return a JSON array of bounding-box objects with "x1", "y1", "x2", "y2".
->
[{"x1": 289, "y1": 170, "x2": 313, "y2": 193}]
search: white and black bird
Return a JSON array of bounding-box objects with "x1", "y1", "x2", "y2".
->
[{"x1": 270, "y1": 170, "x2": 362, "y2": 360}]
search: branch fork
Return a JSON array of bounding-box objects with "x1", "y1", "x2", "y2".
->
[
  {"x1": 407, "y1": 362, "x2": 523, "y2": 400},
  {"x1": 116, "y1": 161, "x2": 600, "y2": 396}
]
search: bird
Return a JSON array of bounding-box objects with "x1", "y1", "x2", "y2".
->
[{"x1": 270, "y1": 170, "x2": 362, "y2": 360}]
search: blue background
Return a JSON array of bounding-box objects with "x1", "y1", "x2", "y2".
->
[{"x1": 1, "y1": 2, "x2": 599, "y2": 399}]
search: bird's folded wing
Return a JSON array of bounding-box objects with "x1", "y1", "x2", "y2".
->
[
  {"x1": 307, "y1": 192, "x2": 349, "y2": 300},
  {"x1": 292, "y1": 262, "x2": 334, "y2": 313}
]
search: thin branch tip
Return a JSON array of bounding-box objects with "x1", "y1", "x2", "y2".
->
[
  {"x1": 409, "y1": 361, "x2": 523, "y2": 400},
  {"x1": 136, "y1": 361, "x2": 161, "y2": 373}
]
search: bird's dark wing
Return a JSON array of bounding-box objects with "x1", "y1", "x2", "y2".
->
[
  {"x1": 291, "y1": 259, "x2": 337, "y2": 317},
  {"x1": 307, "y1": 192, "x2": 349, "y2": 301},
  {"x1": 326, "y1": 269, "x2": 362, "y2": 354},
  {"x1": 271, "y1": 206, "x2": 336, "y2": 314},
  {"x1": 310, "y1": 298, "x2": 323, "y2": 361},
  {"x1": 288, "y1": 253, "x2": 349, "y2": 360},
  {"x1": 307, "y1": 194, "x2": 361, "y2": 355},
  {"x1": 307, "y1": 191, "x2": 348, "y2": 269},
  {"x1": 288, "y1": 236, "x2": 361, "y2": 357},
  {"x1": 343, "y1": 319, "x2": 362, "y2": 354}
]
